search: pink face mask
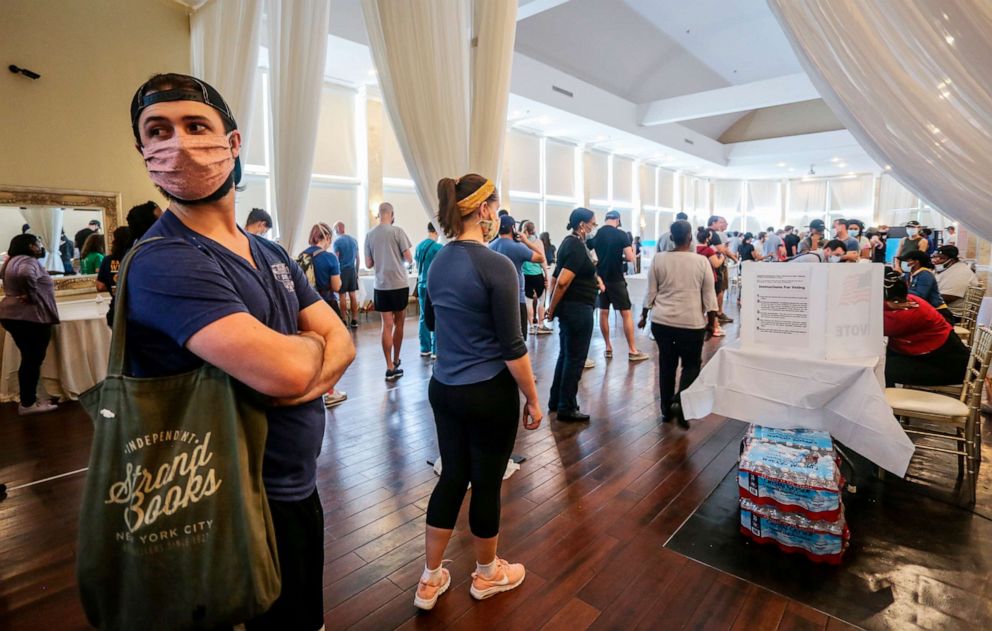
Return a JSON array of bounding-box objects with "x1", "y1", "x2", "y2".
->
[{"x1": 142, "y1": 133, "x2": 235, "y2": 201}]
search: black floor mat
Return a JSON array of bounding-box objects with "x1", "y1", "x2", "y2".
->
[{"x1": 665, "y1": 454, "x2": 992, "y2": 630}]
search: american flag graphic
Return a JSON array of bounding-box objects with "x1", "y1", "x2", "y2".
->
[{"x1": 838, "y1": 270, "x2": 873, "y2": 306}]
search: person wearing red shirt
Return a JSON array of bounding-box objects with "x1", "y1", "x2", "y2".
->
[{"x1": 883, "y1": 268, "x2": 969, "y2": 387}]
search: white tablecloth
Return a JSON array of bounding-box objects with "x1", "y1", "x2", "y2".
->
[
  {"x1": 0, "y1": 295, "x2": 111, "y2": 402},
  {"x1": 357, "y1": 273, "x2": 419, "y2": 305},
  {"x1": 680, "y1": 344, "x2": 915, "y2": 477},
  {"x1": 625, "y1": 272, "x2": 649, "y2": 310}
]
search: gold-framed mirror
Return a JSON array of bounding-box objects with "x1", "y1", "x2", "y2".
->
[{"x1": 0, "y1": 185, "x2": 123, "y2": 294}]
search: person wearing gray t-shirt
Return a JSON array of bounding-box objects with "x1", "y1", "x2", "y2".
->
[{"x1": 364, "y1": 202, "x2": 413, "y2": 380}]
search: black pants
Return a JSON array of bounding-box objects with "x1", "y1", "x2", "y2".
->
[
  {"x1": 651, "y1": 322, "x2": 705, "y2": 414},
  {"x1": 426, "y1": 369, "x2": 519, "y2": 538},
  {"x1": 549, "y1": 301, "x2": 594, "y2": 413},
  {"x1": 245, "y1": 489, "x2": 324, "y2": 631},
  {"x1": 1, "y1": 320, "x2": 52, "y2": 407},
  {"x1": 885, "y1": 333, "x2": 971, "y2": 388}
]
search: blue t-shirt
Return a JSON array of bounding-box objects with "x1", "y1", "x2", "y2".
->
[
  {"x1": 905, "y1": 268, "x2": 946, "y2": 310},
  {"x1": 126, "y1": 211, "x2": 324, "y2": 502},
  {"x1": 414, "y1": 238, "x2": 443, "y2": 287},
  {"x1": 332, "y1": 234, "x2": 359, "y2": 270},
  {"x1": 425, "y1": 241, "x2": 526, "y2": 386},
  {"x1": 303, "y1": 245, "x2": 341, "y2": 300},
  {"x1": 488, "y1": 237, "x2": 533, "y2": 303}
]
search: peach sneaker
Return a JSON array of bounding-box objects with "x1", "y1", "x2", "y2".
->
[
  {"x1": 413, "y1": 567, "x2": 450, "y2": 610},
  {"x1": 469, "y1": 559, "x2": 526, "y2": 600}
]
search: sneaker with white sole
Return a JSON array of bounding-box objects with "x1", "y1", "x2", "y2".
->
[
  {"x1": 414, "y1": 566, "x2": 451, "y2": 610},
  {"x1": 628, "y1": 351, "x2": 649, "y2": 362},
  {"x1": 534, "y1": 325, "x2": 552, "y2": 335},
  {"x1": 18, "y1": 400, "x2": 57, "y2": 416},
  {"x1": 323, "y1": 390, "x2": 347, "y2": 408},
  {"x1": 470, "y1": 558, "x2": 526, "y2": 600},
  {"x1": 584, "y1": 359, "x2": 595, "y2": 369}
]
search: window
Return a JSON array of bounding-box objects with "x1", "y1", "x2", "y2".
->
[
  {"x1": 382, "y1": 109, "x2": 410, "y2": 180},
  {"x1": 235, "y1": 174, "x2": 269, "y2": 228},
  {"x1": 243, "y1": 70, "x2": 268, "y2": 168},
  {"x1": 507, "y1": 130, "x2": 541, "y2": 195},
  {"x1": 383, "y1": 188, "x2": 431, "y2": 236},
  {"x1": 612, "y1": 157, "x2": 634, "y2": 205},
  {"x1": 302, "y1": 184, "x2": 357, "y2": 250},
  {"x1": 585, "y1": 151, "x2": 609, "y2": 203},
  {"x1": 786, "y1": 179, "x2": 828, "y2": 229},
  {"x1": 745, "y1": 180, "x2": 782, "y2": 233},
  {"x1": 507, "y1": 199, "x2": 540, "y2": 226},
  {"x1": 545, "y1": 201, "x2": 575, "y2": 247},
  {"x1": 658, "y1": 169, "x2": 676, "y2": 210},
  {"x1": 312, "y1": 84, "x2": 357, "y2": 177},
  {"x1": 545, "y1": 140, "x2": 576, "y2": 199}
]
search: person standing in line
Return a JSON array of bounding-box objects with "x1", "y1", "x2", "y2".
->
[
  {"x1": 245, "y1": 208, "x2": 272, "y2": 237},
  {"x1": 97, "y1": 200, "x2": 162, "y2": 328},
  {"x1": 707, "y1": 215, "x2": 735, "y2": 324},
  {"x1": 414, "y1": 222, "x2": 443, "y2": 358},
  {"x1": 300, "y1": 222, "x2": 348, "y2": 408},
  {"x1": 79, "y1": 233, "x2": 106, "y2": 275},
  {"x1": 696, "y1": 227, "x2": 727, "y2": 338},
  {"x1": 489, "y1": 214, "x2": 545, "y2": 341},
  {"x1": 414, "y1": 173, "x2": 541, "y2": 611},
  {"x1": 945, "y1": 225, "x2": 957, "y2": 246},
  {"x1": 831, "y1": 218, "x2": 861, "y2": 262},
  {"x1": 74, "y1": 219, "x2": 102, "y2": 252},
  {"x1": 657, "y1": 211, "x2": 689, "y2": 253},
  {"x1": 633, "y1": 235, "x2": 642, "y2": 273},
  {"x1": 546, "y1": 208, "x2": 602, "y2": 422},
  {"x1": 332, "y1": 221, "x2": 360, "y2": 329},
  {"x1": 782, "y1": 225, "x2": 801, "y2": 258},
  {"x1": 847, "y1": 219, "x2": 871, "y2": 259},
  {"x1": 539, "y1": 231, "x2": 556, "y2": 267},
  {"x1": 58, "y1": 230, "x2": 75, "y2": 275},
  {"x1": 0, "y1": 234, "x2": 60, "y2": 415},
  {"x1": 639, "y1": 220, "x2": 717, "y2": 428},
  {"x1": 365, "y1": 202, "x2": 413, "y2": 381},
  {"x1": 587, "y1": 210, "x2": 649, "y2": 362},
  {"x1": 520, "y1": 220, "x2": 552, "y2": 335},
  {"x1": 894, "y1": 220, "x2": 929, "y2": 267},
  {"x1": 762, "y1": 226, "x2": 784, "y2": 261},
  {"x1": 96, "y1": 227, "x2": 133, "y2": 294},
  {"x1": 127, "y1": 73, "x2": 354, "y2": 629}
]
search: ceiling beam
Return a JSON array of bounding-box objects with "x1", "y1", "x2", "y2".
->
[
  {"x1": 638, "y1": 73, "x2": 820, "y2": 126},
  {"x1": 517, "y1": 0, "x2": 571, "y2": 21}
]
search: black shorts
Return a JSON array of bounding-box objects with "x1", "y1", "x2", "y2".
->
[
  {"x1": 524, "y1": 273, "x2": 545, "y2": 299},
  {"x1": 374, "y1": 287, "x2": 409, "y2": 313},
  {"x1": 245, "y1": 489, "x2": 324, "y2": 631},
  {"x1": 597, "y1": 280, "x2": 632, "y2": 310},
  {"x1": 339, "y1": 266, "x2": 358, "y2": 293},
  {"x1": 519, "y1": 303, "x2": 528, "y2": 341}
]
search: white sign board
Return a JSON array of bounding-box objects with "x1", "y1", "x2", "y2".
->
[{"x1": 741, "y1": 263, "x2": 884, "y2": 360}]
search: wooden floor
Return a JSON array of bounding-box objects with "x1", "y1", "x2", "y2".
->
[{"x1": 1, "y1": 299, "x2": 864, "y2": 630}]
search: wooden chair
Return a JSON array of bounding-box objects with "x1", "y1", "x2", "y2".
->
[
  {"x1": 884, "y1": 325, "x2": 992, "y2": 505},
  {"x1": 953, "y1": 283, "x2": 985, "y2": 345}
]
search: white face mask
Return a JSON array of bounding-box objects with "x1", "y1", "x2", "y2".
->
[
  {"x1": 828, "y1": 255, "x2": 842, "y2": 263},
  {"x1": 906, "y1": 227, "x2": 919, "y2": 237},
  {"x1": 935, "y1": 263, "x2": 945, "y2": 272}
]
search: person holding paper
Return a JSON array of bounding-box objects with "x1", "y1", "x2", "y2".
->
[
  {"x1": 640, "y1": 220, "x2": 718, "y2": 428},
  {"x1": 882, "y1": 268, "x2": 969, "y2": 387}
]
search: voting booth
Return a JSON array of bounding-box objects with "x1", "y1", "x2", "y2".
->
[{"x1": 740, "y1": 263, "x2": 884, "y2": 360}]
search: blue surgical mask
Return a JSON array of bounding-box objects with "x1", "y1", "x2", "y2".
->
[{"x1": 850, "y1": 229, "x2": 860, "y2": 238}]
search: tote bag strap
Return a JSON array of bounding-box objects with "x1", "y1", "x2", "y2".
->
[{"x1": 106, "y1": 236, "x2": 166, "y2": 377}]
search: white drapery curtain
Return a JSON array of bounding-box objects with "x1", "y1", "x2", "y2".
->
[
  {"x1": 190, "y1": 0, "x2": 263, "y2": 154},
  {"x1": 266, "y1": 0, "x2": 331, "y2": 255},
  {"x1": 712, "y1": 180, "x2": 743, "y2": 214},
  {"x1": 828, "y1": 174, "x2": 874, "y2": 221},
  {"x1": 20, "y1": 206, "x2": 64, "y2": 273},
  {"x1": 768, "y1": 1, "x2": 992, "y2": 239},
  {"x1": 746, "y1": 180, "x2": 782, "y2": 233},
  {"x1": 877, "y1": 174, "x2": 919, "y2": 226},
  {"x1": 362, "y1": 0, "x2": 517, "y2": 218},
  {"x1": 788, "y1": 179, "x2": 827, "y2": 227}
]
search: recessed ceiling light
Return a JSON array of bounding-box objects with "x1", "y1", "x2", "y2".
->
[
  {"x1": 776, "y1": 162, "x2": 787, "y2": 167},
  {"x1": 830, "y1": 157, "x2": 841, "y2": 163},
  {"x1": 837, "y1": 162, "x2": 847, "y2": 168}
]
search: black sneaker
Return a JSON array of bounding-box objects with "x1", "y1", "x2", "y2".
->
[
  {"x1": 350, "y1": 319, "x2": 359, "y2": 329},
  {"x1": 385, "y1": 367, "x2": 404, "y2": 381},
  {"x1": 556, "y1": 409, "x2": 590, "y2": 422}
]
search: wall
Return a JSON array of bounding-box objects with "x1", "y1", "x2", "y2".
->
[
  {"x1": 0, "y1": 0, "x2": 191, "y2": 213},
  {"x1": 718, "y1": 99, "x2": 845, "y2": 144}
]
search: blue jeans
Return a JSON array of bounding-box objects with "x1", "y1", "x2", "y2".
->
[
  {"x1": 417, "y1": 287, "x2": 435, "y2": 354},
  {"x1": 549, "y1": 301, "x2": 594, "y2": 413}
]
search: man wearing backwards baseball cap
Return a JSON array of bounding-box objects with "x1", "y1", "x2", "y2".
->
[{"x1": 125, "y1": 73, "x2": 355, "y2": 629}]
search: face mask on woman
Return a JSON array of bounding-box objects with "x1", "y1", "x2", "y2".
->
[
  {"x1": 906, "y1": 227, "x2": 919, "y2": 237},
  {"x1": 850, "y1": 229, "x2": 860, "y2": 238}
]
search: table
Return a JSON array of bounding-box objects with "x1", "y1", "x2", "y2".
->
[
  {"x1": 680, "y1": 344, "x2": 914, "y2": 477},
  {"x1": 0, "y1": 295, "x2": 111, "y2": 403},
  {"x1": 625, "y1": 272, "x2": 649, "y2": 311},
  {"x1": 976, "y1": 296, "x2": 992, "y2": 327},
  {"x1": 357, "y1": 273, "x2": 419, "y2": 305}
]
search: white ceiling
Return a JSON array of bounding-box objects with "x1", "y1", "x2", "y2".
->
[{"x1": 307, "y1": 0, "x2": 878, "y2": 179}]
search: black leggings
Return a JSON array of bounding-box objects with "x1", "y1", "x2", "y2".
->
[
  {"x1": 651, "y1": 322, "x2": 705, "y2": 414},
  {"x1": 1, "y1": 320, "x2": 52, "y2": 406},
  {"x1": 426, "y1": 369, "x2": 519, "y2": 538},
  {"x1": 885, "y1": 333, "x2": 971, "y2": 387}
]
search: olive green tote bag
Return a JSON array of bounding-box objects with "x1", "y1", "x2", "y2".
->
[{"x1": 76, "y1": 239, "x2": 281, "y2": 630}]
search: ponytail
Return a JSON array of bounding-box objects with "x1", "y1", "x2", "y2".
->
[{"x1": 436, "y1": 173, "x2": 497, "y2": 239}]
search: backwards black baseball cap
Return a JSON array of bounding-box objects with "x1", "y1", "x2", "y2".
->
[{"x1": 130, "y1": 73, "x2": 242, "y2": 184}]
